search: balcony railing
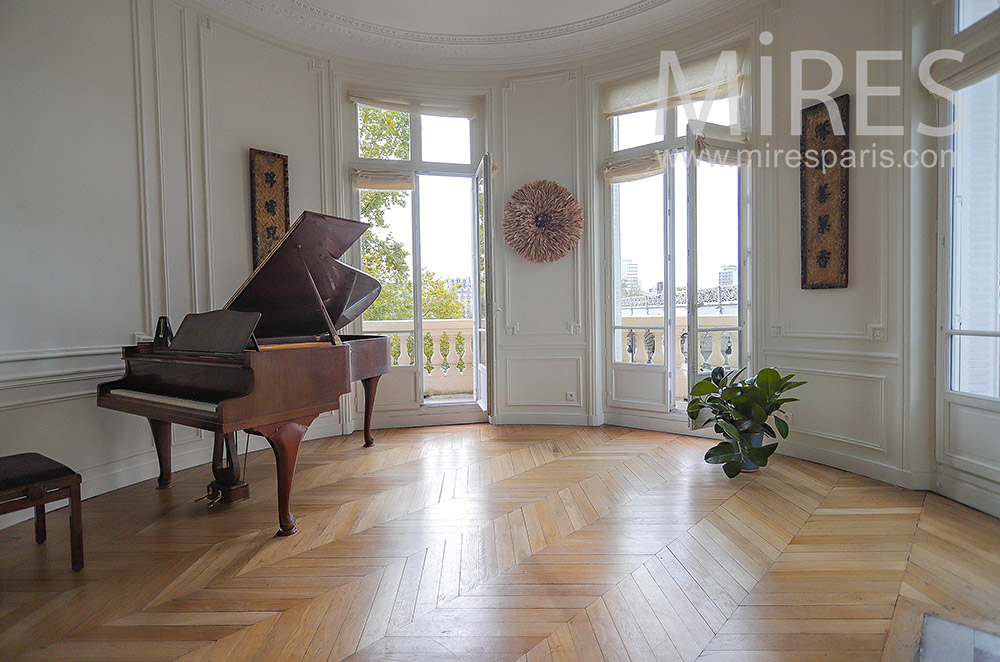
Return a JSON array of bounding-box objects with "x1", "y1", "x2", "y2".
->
[
  {"x1": 364, "y1": 313, "x2": 739, "y2": 401},
  {"x1": 362, "y1": 319, "x2": 475, "y2": 397},
  {"x1": 618, "y1": 314, "x2": 741, "y2": 398}
]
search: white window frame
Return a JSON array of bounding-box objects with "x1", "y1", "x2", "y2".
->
[
  {"x1": 601, "y1": 97, "x2": 750, "y2": 417},
  {"x1": 934, "y1": 12, "x2": 1000, "y2": 481},
  {"x1": 344, "y1": 90, "x2": 487, "y2": 413}
]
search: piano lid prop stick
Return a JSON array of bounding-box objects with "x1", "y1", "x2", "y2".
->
[{"x1": 296, "y1": 245, "x2": 343, "y2": 345}]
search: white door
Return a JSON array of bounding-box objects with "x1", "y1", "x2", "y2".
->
[{"x1": 473, "y1": 154, "x2": 493, "y2": 415}]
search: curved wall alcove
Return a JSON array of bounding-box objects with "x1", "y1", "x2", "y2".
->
[{"x1": 2, "y1": 0, "x2": 989, "y2": 525}]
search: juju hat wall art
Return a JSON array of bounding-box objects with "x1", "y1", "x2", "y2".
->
[{"x1": 502, "y1": 179, "x2": 583, "y2": 263}]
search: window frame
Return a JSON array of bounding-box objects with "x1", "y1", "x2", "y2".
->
[
  {"x1": 345, "y1": 92, "x2": 486, "y2": 412},
  {"x1": 602, "y1": 98, "x2": 749, "y2": 416},
  {"x1": 936, "y1": 74, "x2": 1000, "y2": 414}
]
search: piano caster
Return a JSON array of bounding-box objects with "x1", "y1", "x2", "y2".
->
[
  {"x1": 276, "y1": 522, "x2": 297, "y2": 537},
  {"x1": 206, "y1": 480, "x2": 250, "y2": 505}
]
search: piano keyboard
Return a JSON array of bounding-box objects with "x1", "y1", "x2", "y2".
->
[{"x1": 109, "y1": 389, "x2": 219, "y2": 413}]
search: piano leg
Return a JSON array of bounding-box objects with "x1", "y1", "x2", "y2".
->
[
  {"x1": 208, "y1": 432, "x2": 249, "y2": 504},
  {"x1": 252, "y1": 417, "x2": 315, "y2": 537},
  {"x1": 148, "y1": 419, "x2": 172, "y2": 488},
  {"x1": 361, "y1": 375, "x2": 380, "y2": 448}
]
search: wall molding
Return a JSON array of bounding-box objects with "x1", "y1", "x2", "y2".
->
[
  {"x1": 763, "y1": 347, "x2": 901, "y2": 365},
  {"x1": 786, "y1": 366, "x2": 888, "y2": 452},
  {"x1": 762, "y1": 7, "x2": 896, "y2": 344},
  {"x1": 505, "y1": 356, "x2": 583, "y2": 407},
  {"x1": 499, "y1": 71, "x2": 583, "y2": 339}
]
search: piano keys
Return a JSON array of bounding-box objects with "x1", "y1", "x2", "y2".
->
[{"x1": 98, "y1": 211, "x2": 392, "y2": 536}]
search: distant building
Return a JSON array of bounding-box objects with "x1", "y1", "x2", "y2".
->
[
  {"x1": 718, "y1": 264, "x2": 738, "y2": 287},
  {"x1": 444, "y1": 277, "x2": 475, "y2": 318},
  {"x1": 621, "y1": 259, "x2": 640, "y2": 288}
]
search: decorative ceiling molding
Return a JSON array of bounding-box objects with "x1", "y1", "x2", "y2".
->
[
  {"x1": 262, "y1": 0, "x2": 673, "y2": 44},
  {"x1": 196, "y1": 0, "x2": 756, "y2": 70}
]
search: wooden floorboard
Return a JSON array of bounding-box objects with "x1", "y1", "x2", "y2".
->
[{"x1": 2, "y1": 424, "x2": 999, "y2": 660}]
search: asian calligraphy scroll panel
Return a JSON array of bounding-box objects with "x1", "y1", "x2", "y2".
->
[
  {"x1": 249, "y1": 148, "x2": 290, "y2": 268},
  {"x1": 800, "y1": 94, "x2": 849, "y2": 289}
]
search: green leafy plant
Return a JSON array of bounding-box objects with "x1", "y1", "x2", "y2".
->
[{"x1": 687, "y1": 367, "x2": 805, "y2": 479}]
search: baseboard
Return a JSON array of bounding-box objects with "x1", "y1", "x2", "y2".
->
[
  {"x1": 492, "y1": 411, "x2": 593, "y2": 426},
  {"x1": 603, "y1": 410, "x2": 717, "y2": 440},
  {"x1": 935, "y1": 465, "x2": 1000, "y2": 519},
  {"x1": 371, "y1": 405, "x2": 488, "y2": 429}
]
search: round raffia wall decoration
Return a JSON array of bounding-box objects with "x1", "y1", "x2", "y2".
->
[{"x1": 502, "y1": 179, "x2": 583, "y2": 263}]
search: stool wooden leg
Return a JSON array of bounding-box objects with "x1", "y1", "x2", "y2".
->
[
  {"x1": 70, "y1": 478, "x2": 83, "y2": 572},
  {"x1": 34, "y1": 504, "x2": 46, "y2": 544}
]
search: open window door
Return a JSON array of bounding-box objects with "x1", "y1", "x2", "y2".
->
[
  {"x1": 685, "y1": 122, "x2": 746, "y2": 428},
  {"x1": 473, "y1": 154, "x2": 494, "y2": 417}
]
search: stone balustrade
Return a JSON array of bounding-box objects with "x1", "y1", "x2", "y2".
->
[
  {"x1": 619, "y1": 314, "x2": 741, "y2": 398},
  {"x1": 362, "y1": 319, "x2": 475, "y2": 397},
  {"x1": 364, "y1": 314, "x2": 738, "y2": 400}
]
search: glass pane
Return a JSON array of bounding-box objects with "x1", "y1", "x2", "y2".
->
[
  {"x1": 358, "y1": 104, "x2": 410, "y2": 160},
  {"x1": 951, "y1": 71, "x2": 1000, "y2": 334},
  {"x1": 676, "y1": 97, "x2": 738, "y2": 136},
  {"x1": 614, "y1": 109, "x2": 660, "y2": 151},
  {"x1": 477, "y1": 175, "x2": 487, "y2": 328},
  {"x1": 951, "y1": 335, "x2": 1000, "y2": 399},
  {"x1": 958, "y1": 0, "x2": 1000, "y2": 30},
  {"x1": 421, "y1": 115, "x2": 471, "y2": 164},
  {"x1": 418, "y1": 174, "x2": 475, "y2": 402},
  {"x1": 672, "y1": 154, "x2": 689, "y2": 409},
  {"x1": 612, "y1": 174, "x2": 665, "y2": 365},
  {"x1": 360, "y1": 189, "x2": 414, "y2": 364},
  {"x1": 695, "y1": 162, "x2": 740, "y2": 337}
]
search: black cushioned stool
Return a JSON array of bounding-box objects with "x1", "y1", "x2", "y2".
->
[{"x1": 0, "y1": 453, "x2": 83, "y2": 571}]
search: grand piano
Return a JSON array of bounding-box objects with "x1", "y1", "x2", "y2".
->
[{"x1": 97, "y1": 211, "x2": 391, "y2": 536}]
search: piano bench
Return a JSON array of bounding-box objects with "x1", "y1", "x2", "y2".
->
[{"x1": 0, "y1": 453, "x2": 83, "y2": 572}]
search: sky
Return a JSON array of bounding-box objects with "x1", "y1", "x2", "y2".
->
[
  {"x1": 616, "y1": 106, "x2": 740, "y2": 291},
  {"x1": 371, "y1": 115, "x2": 476, "y2": 282}
]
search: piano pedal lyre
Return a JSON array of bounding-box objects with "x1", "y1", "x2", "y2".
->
[
  {"x1": 195, "y1": 485, "x2": 222, "y2": 507},
  {"x1": 204, "y1": 479, "x2": 250, "y2": 506}
]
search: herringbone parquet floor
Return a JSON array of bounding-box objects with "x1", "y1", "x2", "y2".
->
[{"x1": 2, "y1": 424, "x2": 999, "y2": 661}]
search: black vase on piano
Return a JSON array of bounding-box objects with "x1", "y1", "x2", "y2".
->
[{"x1": 97, "y1": 211, "x2": 391, "y2": 536}]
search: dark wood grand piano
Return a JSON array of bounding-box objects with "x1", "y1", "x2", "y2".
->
[{"x1": 97, "y1": 211, "x2": 391, "y2": 536}]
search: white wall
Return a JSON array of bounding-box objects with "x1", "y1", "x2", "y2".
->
[
  {"x1": 0, "y1": 0, "x2": 344, "y2": 527},
  {"x1": 2, "y1": 0, "x2": 997, "y2": 529}
]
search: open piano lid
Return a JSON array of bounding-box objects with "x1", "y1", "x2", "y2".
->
[{"x1": 225, "y1": 211, "x2": 381, "y2": 341}]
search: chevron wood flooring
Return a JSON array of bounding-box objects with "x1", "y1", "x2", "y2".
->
[{"x1": 2, "y1": 424, "x2": 999, "y2": 661}]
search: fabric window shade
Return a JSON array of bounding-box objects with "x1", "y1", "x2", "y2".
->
[
  {"x1": 690, "y1": 121, "x2": 752, "y2": 166},
  {"x1": 603, "y1": 151, "x2": 666, "y2": 183},
  {"x1": 348, "y1": 92, "x2": 477, "y2": 119},
  {"x1": 603, "y1": 73, "x2": 660, "y2": 118},
  {"x1": 351, "y1": 168, "x2": 414, "y2": 190},
  {"x1": 603, "y1": 49, "x2": 745, "y2": 118}
]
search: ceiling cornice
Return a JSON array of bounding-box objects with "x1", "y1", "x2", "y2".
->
[{"x1": 196, "y1": 0, "x2": 756, "y2": 70}]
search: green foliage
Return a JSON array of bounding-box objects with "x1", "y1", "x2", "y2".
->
[
  {"x1": 423, "y1": 332, "x2": 433, "y2": 374},
  {"x1": 358, "y1": 105, "x2": 409, "y2": 160},
  {"x1": 455, "y1": 332, "x2": 466, "y2": 372},
  {"x1": 439, "y1": 333, "x2": 450, "y2": 372},
  {"x1": 620, "y1": 280, "x2": 645, "y2": 299},
  {"x1": 687, "y1": 367, "x2": 805, "y2": 478},
  {"x1": 357, "y1": 106, "x2": 466, "y2": 322}
]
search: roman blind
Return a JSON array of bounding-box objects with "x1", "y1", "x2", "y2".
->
[
  {"x1": 602, "y1": 48, "x2": 745, "y2": 118},
  {"x1": 348, "y1": 91, "x2": 477, "y2": 119}
]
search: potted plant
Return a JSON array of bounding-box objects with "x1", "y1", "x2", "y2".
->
[{"x1": 687, "y1": 366, "x2": 805, "y2": 478}]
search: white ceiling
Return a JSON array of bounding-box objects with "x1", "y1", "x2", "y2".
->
[{"x1": 198, "y1": 0, "x2": 753, "y2": 70}]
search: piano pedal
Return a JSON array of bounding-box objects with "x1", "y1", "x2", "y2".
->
[
  {"x1": 202, "y1": 480, "x2": 250, "y2": 505},
  {"x1": 195, "y1": 485, "x2": 223, "y2": 507}
]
